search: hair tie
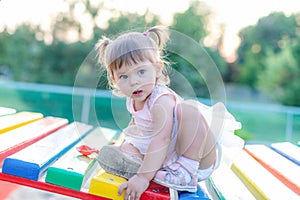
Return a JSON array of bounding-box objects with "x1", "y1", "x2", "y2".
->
[
  {"x1": 104, "y1": 39, "x2": 112, "y2": 45},
  {"x1": 143, "y1": 30, "x2": 150, "y2": 36}
]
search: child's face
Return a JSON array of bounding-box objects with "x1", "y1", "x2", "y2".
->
[{"x1": 112, "y1": 60, "x2": 162, "y2": 103}]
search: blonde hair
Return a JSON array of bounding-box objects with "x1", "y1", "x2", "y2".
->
[{"x1": 96, "y1": 26, "x2": 170, "y2": 96}]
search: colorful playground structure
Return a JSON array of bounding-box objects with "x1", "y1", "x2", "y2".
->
[{"x1": 0, "y1": 107, "x2": 299, "y2": 199}]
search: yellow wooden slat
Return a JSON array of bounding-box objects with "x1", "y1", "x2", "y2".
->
[
  {"x1": 208, "y1": 160, "x2": 256, "y2": 200},
  {"x1": 0, "y1": 112, "x2": 43, "y2": 134}
]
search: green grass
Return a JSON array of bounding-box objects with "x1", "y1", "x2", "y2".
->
[
  {"x1": 0, "y1": 87, "x2": 299, "y2": 144},
  {"x1": 230, "y1": 109, "x2": 288, "y2": 142}
]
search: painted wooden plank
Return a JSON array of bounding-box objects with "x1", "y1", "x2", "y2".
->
[
  {"x1": 245, "y1": 144, "x2": 300, "y2": 196},
  {"x1": 0, "y1": 180, "x2": 19, "y2": 199},
  {"x1": 179, "y1": 183, "x2": 211, "y2": 200},
  {"x1": 231, "y1": 150, "x2": 299, "y2": 200},
  {"x1": 270, "y1": 142, "x2": 300, "y2": 166},
  {"x1": 0, "y1": 107, "x2": 16, "y2": 116},
  {"x1": 45, "y1": 127, "x2": 118, "y2": 190},
  {"x1": 89, "y1": 168, "x2": 171, "y2": 200},
  {"x1": 2, "y1": 122, "x2": 93, "y2": 181},
  {"x1": 205, "y1": 179, "x2": 221, "y2": 200},
  {"x1": 0, "y1": 172, "x2": 109, "y2": 200},
  {"x1": 140, "y1": 181, "x2": 171, "y2": 200},
  {"x1": 207, "y1": 160, "x2": 255, "y2": 200},
  {"x1": 0, "y1": 112, "x2": 43, "y2": 134},
  {"x1": 0, "y1": 117, "x2": 68, "y2": 161}
]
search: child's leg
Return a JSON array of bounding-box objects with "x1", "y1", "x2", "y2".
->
[
  {"x1": 97, "y1": 142, "x2": 143, "y2": 179},
  {"x1": 153, "y1": 100, "x2": 217, "y2": 192},
  {"x1": 175, "y1": 100, "x2": 217, "y2": 169},
  {"x1": 119, "y1": 142, "x2": 144, "y2": 161}
]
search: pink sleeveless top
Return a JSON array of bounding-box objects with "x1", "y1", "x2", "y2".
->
[{"x1": 123, "y1": 84, "x2": 181, "y2": 154}]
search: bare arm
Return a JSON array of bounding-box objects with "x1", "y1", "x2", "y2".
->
[
  {"x1": 117, "y1": 95, "x2": 176, "y2": 199},
  {"x1": 137, "y1": 94, "x2": 176, "y2": 180}
]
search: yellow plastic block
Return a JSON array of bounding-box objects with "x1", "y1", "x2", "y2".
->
[{"x1": 89, "y1": 168, "x2": 126, "y2": 199}]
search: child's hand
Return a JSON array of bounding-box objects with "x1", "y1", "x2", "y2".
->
[{"x1": 118, "y1": 174, "x2": 149, "y2": 200}]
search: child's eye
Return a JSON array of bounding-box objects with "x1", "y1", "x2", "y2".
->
[
  {"x1": 138, "y1": 69, "x2": 145, "y2": 75},
  {"x1": 119, "y1": 75, "x2": 128, "y2": 80}
]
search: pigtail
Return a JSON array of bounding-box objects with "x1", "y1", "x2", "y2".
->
[
  {"x1": 144, "y1": 26, "x2": 171, "y2": 85},
  {"x1": 145, "y1": 26, "x2": 170, "y2": 50},
  {"x1": 95, "y1": 36, "x2": 117, "y2": 94},
  {"x1": 95, "y1": 36, "x2": 112, "y2": 66}
]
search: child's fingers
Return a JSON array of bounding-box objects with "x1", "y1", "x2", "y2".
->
[{"x1": 118, "y1": 181, "x2": 128, "y2": 196}]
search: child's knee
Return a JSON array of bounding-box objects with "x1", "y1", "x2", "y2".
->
[
  {"x1": 177, "y1": 100, "x2": 202, "y2": 121},
  {"x1": 120, "y1": 142, "x2": 143, "y2": 159}
]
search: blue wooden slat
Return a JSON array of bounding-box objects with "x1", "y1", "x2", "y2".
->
[{"x1": 2, "y1": 122, "x2": 93, "y2": 180}]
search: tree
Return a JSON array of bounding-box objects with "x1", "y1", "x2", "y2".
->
[
  {"x1": 172, "y1": 1, "x2": 209, "y2": 41},
  {"x1": 168, "y1": 0, "x2": 227, "y2": 98},
  {"x1": 257, "y1": 40, "x2": 300, "y2": 106},
  {"x1": 0, "y1": 0, "x2": 228, "y2": 97},
  {"x1": 0, "y1": 25, "x2": 46, "y2": 82},
  {"x1": 235, "y1": 12, "x2": 299, "y2": 87}
]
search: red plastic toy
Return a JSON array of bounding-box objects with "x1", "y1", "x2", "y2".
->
[{"x1": 76, "y1": 145, "x2": 99, "y2": 156}]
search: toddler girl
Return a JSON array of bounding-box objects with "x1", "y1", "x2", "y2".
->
[{"x1": 96, "y1": 26, "x2": 241, "y2": 199}]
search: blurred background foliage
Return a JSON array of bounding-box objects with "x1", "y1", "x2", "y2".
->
[{"x1": 1, "y1": 0, "x2": 300, "y2": 106}]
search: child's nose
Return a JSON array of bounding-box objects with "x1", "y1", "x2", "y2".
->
[{"x1": 130, "y1": 76, "x2": 139, "y2": 85}]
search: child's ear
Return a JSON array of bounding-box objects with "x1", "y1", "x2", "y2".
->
[{"x1": 110, "y1": 74, "x2": 116, "y2": 85}]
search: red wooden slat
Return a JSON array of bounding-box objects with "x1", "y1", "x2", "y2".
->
[{"x1": 0, "y1": 172, "x2": 110, "y2": 200}]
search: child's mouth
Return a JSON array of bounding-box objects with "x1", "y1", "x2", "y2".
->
[{"x1": 133, "y1": 90, "x2": 143, "y2": 97}]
